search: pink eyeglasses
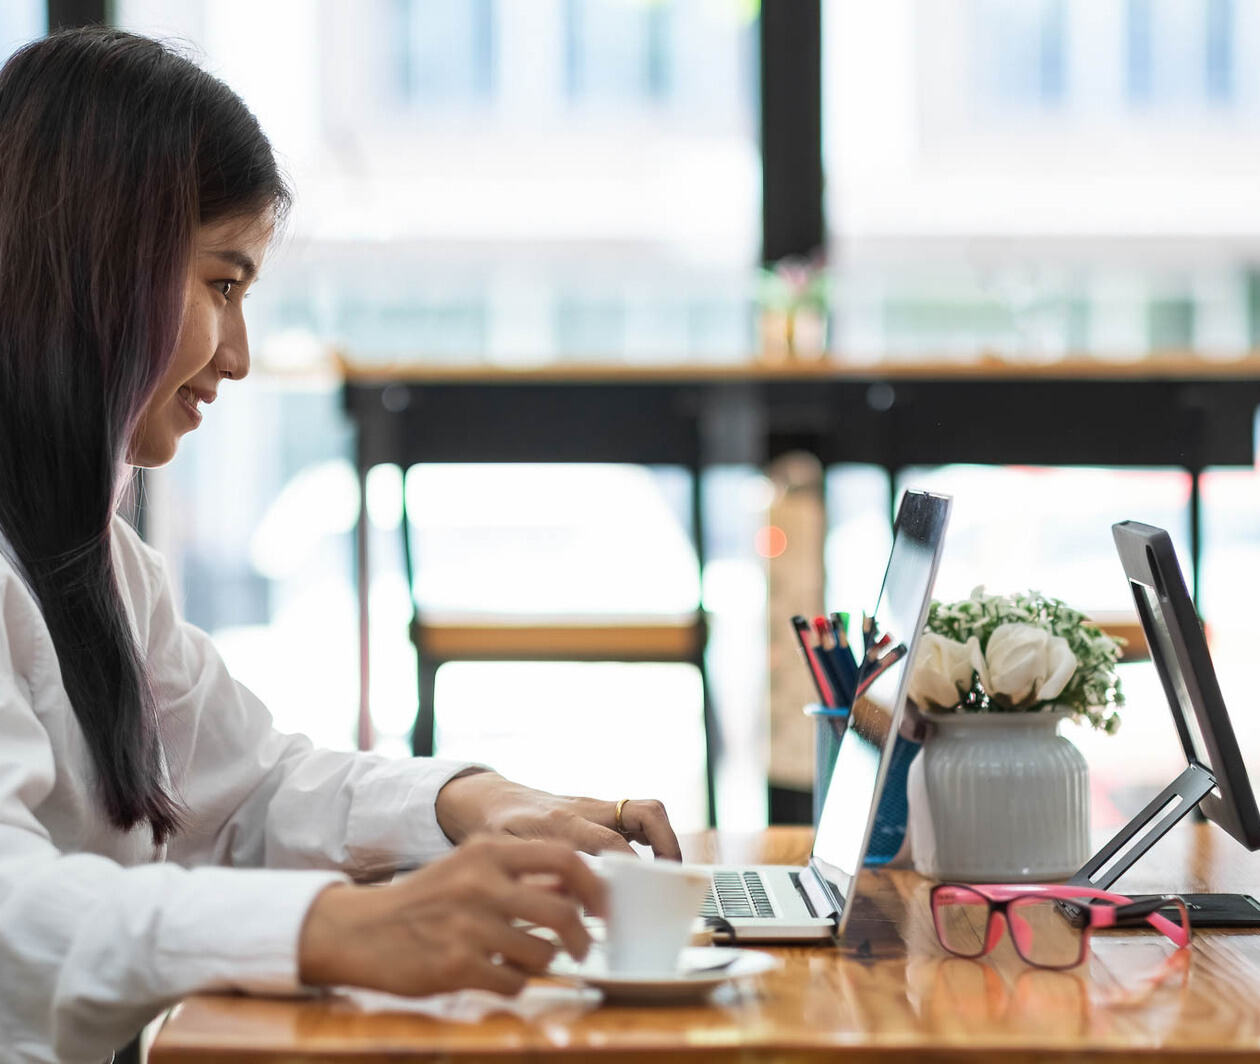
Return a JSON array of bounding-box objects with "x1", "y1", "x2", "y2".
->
[{"x1": 930, "y1": 882, "x2": 1192, "y2": 970}]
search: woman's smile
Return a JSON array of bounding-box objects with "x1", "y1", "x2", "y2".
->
[{"x1": 176, "y1": 384, "x2": 210, "y2": 427}]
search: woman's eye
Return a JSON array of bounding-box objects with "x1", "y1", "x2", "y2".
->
[{"x1": 214, "y1": 279, "x2": 238, "y2": 299}]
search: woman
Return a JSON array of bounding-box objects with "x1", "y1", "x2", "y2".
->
[{"x1": 0, "y1": 28, "x2": 681, "y2": 1063}]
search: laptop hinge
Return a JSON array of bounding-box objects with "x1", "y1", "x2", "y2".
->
[
  {"x1": 799, "y1": 863, "x2": 841, "y2": 928},
  {"x1": 789, "y1": 872, "x2": 817, "y2": 917}
]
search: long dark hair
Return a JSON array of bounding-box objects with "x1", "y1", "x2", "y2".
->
[{"x1": 0, "y1": 29, "x2": 290, "y2": 844}]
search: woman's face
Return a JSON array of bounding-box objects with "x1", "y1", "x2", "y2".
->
[{"x1": 128, "y1": 212, "x2": 273, "y2": 468}]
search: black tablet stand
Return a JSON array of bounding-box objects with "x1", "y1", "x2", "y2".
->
[
  {"x1": 1060, "y1": 522, "x2": 1260, "y2": 922},
  {"x1": 1067, "y1": 762, "x2": 1217, "y2": 890}
]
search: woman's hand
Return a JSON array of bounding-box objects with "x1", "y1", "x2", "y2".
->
[
  {"x1": 298, "y1": 836, "x2": 605, "y2": 997},
  {"x1": 435, "y1": 771, "x2": 683, "y2": 860}
]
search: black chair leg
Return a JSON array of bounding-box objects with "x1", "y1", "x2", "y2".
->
[
  {"x1": 412, "y1": 655, "x2": 438, "y2": 757},
  {"x1": 700, "y1": 655, "x2": 719, "y2": 828}
]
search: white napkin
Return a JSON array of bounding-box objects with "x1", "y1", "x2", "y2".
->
[{"x1": 332, "y1": 984, "x2": 602, "y2": 1022}]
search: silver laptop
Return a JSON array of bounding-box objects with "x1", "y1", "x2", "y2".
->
[{"x1": 692, "y1": 489, "x2": 952, "y2": 942}]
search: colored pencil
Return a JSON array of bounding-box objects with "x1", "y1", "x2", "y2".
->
[{"x1": 791, "y1": 614, "x2": 836, "y2": 707}]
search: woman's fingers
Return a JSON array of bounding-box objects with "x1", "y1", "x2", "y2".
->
[
  {"x1": 484, "y1": 840, "x2": 602, "y2": 958},
  {"x1": 397, "y1": 837, "x2": 603, "y2": 962},
  {"x1": 559, "y1": 818, "x2": 638, "y2": 858},
  {"x1": 392, "y1": 885, "x2": 559, "y2": 996},
  {"x1": 506, "y1": 885, "x2": 593, "y2": 960},
  {"x1": 485, "y1": 837, "x2": 608, "y2": 917},
  {"x1": 610, "y1": 799, "x2": 683, "y2": 861},
  {"x1": 437, "y1": 773, "x2": 685, "y2": 862},
  {"x1": 463, "y1": 955, "x2": 531, "y2": 996},
  {"x1": 484, "y1": 920, "x2": 560, "y2": 973}
]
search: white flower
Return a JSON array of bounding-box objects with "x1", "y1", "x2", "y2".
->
[
  {"x1": 976, "y1": 623, "x2": 1078, "y2": 707},
  {"x1": 908, "y1": 633, "x2": 982, "y2": 710}
]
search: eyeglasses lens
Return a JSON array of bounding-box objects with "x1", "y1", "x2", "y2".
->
[
  {"x1": 1007, "y1": 898, "x2": 1087, "y2": 968},
  {"x1": 934, "y1": 887, "x2": 991, "y2": 957}
]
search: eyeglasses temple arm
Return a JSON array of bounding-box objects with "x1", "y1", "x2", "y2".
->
[{"x1": 1105, "y1": 898, "x2": 1191, "y2": 946}]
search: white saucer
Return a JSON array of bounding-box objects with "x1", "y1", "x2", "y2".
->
[{"x1": 548, "y1": 946, "x2": 779, "y2": 1004}]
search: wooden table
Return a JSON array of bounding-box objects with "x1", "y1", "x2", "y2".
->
[{"x1": 152, "y1": 821, "x2": 1260, "y2": 1062}]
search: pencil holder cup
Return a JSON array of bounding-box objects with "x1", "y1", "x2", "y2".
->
[
  {"x1": 804, "y1": 704, "x2": 919, "y2": 866},
  {"x1": 804, "y1": 704, "x2": 849, "y2": 826}
]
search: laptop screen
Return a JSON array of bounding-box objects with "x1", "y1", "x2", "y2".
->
[{"x1": 809, "y1": 490, "x2": 951, "y2": 912}]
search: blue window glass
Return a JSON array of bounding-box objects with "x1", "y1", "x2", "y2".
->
[
  {"x1": 1205, "y1": 0, "x2": 1233, "y2": 103},
  {"x1": 972, "y1": 0, "x2": 1067, "y2": 109},
  {"x1": 1127, "y1": 0, "x2": 1235, "y2": 107},
  {"x1": 0, "y1": 0, "x2": 44, "y2": 63},
  {"x1": 564, "y1": 0, "x2": 673, "y2": 105},
  {"x1": 1127, "y1": 0, "x2": 1154, "y2": 103},
  {"x1": 395, "y1": 0, "x2": 495, "y2": 106}
]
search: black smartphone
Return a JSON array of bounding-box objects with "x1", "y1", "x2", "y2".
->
[{"x1": 1121, "y1": 892, "x2": 1260, "y2": 929}]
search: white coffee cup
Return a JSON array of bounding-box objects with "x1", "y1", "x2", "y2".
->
[{"x1": 596, "y1": 854, "x2": 710, "y2": 974}]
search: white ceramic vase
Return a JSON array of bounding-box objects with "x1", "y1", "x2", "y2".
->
[{"x1": 907, "y1": 710, "x2": 1088, "y2": 882}]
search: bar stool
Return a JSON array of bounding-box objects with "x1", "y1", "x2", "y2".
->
[{"x1": 399, "y1": 465, "x2": 718, "y2": 827}]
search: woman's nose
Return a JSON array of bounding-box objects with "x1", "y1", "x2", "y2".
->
[{"x1": 215, "y1": 319, "x2": 251, "y2": 381}]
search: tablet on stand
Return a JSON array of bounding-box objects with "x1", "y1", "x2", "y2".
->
[{"x1": 1066, "y1": 521, "x2": 1260, "y2": 926}]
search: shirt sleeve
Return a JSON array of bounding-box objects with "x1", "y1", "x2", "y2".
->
[
  {"x1": 0, "y1": 574, "x2": 346, "y2": 1064},
  {"x1": 116, "y1": 520, "x2": 482, "y2": 878}
]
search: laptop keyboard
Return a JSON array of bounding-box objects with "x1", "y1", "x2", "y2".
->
[{"x1": 701, "y1": 870, "x2": 776, "y2": 919}]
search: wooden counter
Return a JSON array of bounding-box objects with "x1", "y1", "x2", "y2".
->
[{"x1": 152, "y1": 821, "x2": 1260, "y2": 1062}]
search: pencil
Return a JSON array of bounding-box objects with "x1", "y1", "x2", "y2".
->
[
  {"x1": 813, "y1": 616, "x2": 850, "y2": 705},
  {"x1": 828, "y1": 611, "x2": 849, "y2": 649},
  {"x1": 828, "y1": 611, "x2": 860, "y2": 697},
  {"x1": 791, "y1": 614, "x2": 836, "y2": 707}
]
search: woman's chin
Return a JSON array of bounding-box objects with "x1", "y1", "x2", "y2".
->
[{"x1": 126, "y1": 434, "x2": 180, "y2": 469}]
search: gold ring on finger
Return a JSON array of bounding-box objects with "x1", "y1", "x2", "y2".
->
[{"x1": 615, "y1": 797, "x2": 631, "y2": 835}]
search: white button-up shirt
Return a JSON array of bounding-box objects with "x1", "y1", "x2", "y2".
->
[{"x1": 0, "y1": 517, "x2": 475, "y2": 1063}]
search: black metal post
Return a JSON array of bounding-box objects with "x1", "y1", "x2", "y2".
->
[
  {"x1": 1189, "y1": 468, "x2": 1203, "y2": 611},
  {"x1": 759, "y1": 0, "x2": 824, "y2": 263},
  {"x1": 47, "y1": 0, "x2": 106, "y2": 31}
]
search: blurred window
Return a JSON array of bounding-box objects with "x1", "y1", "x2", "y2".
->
[
  {"x1": 973, "y1": 0, "x2": 1067, "y2": 108},
  {"x1": 394, "y1": 0, "x2": 495, "y2": 106},
  {"x1": 825, "y1": 0, "x2": 1260, "y2": 249},
  {"x1": 564, "y1": 0, "x2": 671, "y2": 103},
  {"x1": 0, "y1": 2, "x2": 43, "y2": 61},
  {"x1": 1127, "y1": 0, "x2": 1236, "y2": 106},
  {"x1": 118, "y1": 0, "x2": 758, "y2": 361}
]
